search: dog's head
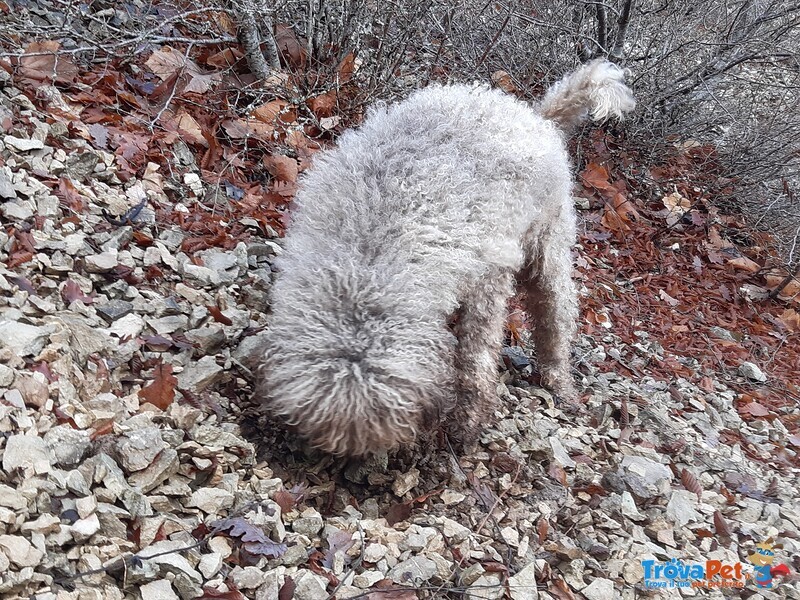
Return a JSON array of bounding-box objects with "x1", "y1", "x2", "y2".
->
[{"x1": 257, "y1": 261, "x2": 456, "y2": 456}]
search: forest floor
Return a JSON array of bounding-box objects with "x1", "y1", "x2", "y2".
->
[{"x1": 0, "y1": 12, "x2": 799, "y2": 600}]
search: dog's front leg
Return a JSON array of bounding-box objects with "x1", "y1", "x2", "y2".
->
[{"x1": 447, "y1": 271, "x2": 515, "y2": 447}]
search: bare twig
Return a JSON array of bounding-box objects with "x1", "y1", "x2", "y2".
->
[{"x1": 610, "y1": 0, "x2": 635, "y2": 61}]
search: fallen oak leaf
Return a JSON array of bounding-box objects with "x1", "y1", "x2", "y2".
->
[
  {"x1": 738, "y1": 401, "x2": 771, "y2": 418},
  {"x1": 727, "y1": 256, "x2": 761, "y2": 273},
  {"x1": 145, "y1": 46, "x2": 221, "y2": 94},
  {"x1": 681, "y1": 468, "x2": 703, "y2": 499},
  {"x1": 138, "y1": 362, "x2": 177, "y2": 410},
  {"x1": 211, "y1": 516, "x2": 287, "y2": 558},
  {"x1": 207, "y1": 305, "x2": 233, "y2": 326},
  {"x1": 263, "y1": 154, "x2": 299, "y2": 182},
  {"x1": 61, "y1": 280, "x2": 94, "y2": 305},
  {"x1": 18, "y1": 40, "x2": 78, "y2": 84}
]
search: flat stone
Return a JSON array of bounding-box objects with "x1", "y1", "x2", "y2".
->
[
  {"x1": 186, "y1": 326, "x2": 227, "y2": 354},
  {"x1": 20, "y1": 513, "x2": 60, "y2": 535},
  {"x1": 2, "y1": 434, "x2": 52, "y2": 474},
  {"x1": 0, "y1": 534, "x2": 44, "y2": 567},
  {"x1": 1, "y1": 201, "x2": 33, "y2": 220},
  {"x1": 466, "y1": 574, "x2": 504, "y2": 600},
  {"x1": 96, "y1": 300, "x2": 134, "y2": 323},
  {"x1": 177, "y1": 355, "x2": 224, "y2": 392},
  {"x1": 107, "y1": 313, "x2": 145, "y2": 338},
  {"x1": 15, "y1": 375, "x2": 49, "y2": 408},
  {"x1": 4, "y1": 135, "x2": 44, "y2": 151},
  {"x1": 140, "y1": 579, "x2": 179, "y2": 600},
  {"x1": 0, "y1": 166, "x2": 15, "y2": 199},
  {"x1": 114, "y1": 427, "x2": 166, "y2": 473},
  {"x1": 618, "y1": 455, "x2": 673, "y2": 499},
  {"x1": 549, "y1": 437, "x2": 576, "y2": 468},
  {"x1": 84, "y1": 251, "x2": 118, "y2": 273},
  {"x1": 0, "y1": 364, "x2": 14, "y2": 387},
  {"x1": 0, "y1": 484, "x2": 27, "y2": 510},
  {"x1": 0, "y1": 320, "x2": 51, "y2": 356},
  {"x1": 257, "y1": 566, "x2": 287, "y2": 600},
  {"x1": 187, "y1": 488, "x2": 234, "y2": 514},
  {"x1": 739, "y1": 361, "x2": 767, "y2": 382},
  {"x1": 138, "y1": 540, "x2": 202, "y2": 584},
  {"x1": 198, "y1": 249, "x2": 241, "y2": 284},
  {"x1": 508, "y1": 562, "x2": 538, "y2": 600},
  {"x1": 392, "y1": 467, "x2": 420, "y2": 497},
  {"x1": 43, "y1": 426, "x2": 91, "y2": 467},
  {"x1": 363, "y1": 543, "x2": 387, "y2": 563},
  {"x1": 581, "y1": 578, "x2": 615, "y2": 600},
  {"x1": 665, "y1": 490, "x2": 701, "y2": 527},
  {"x1": 293, "y1": 508, "x2": 324, "y2": 537},
  {"x1": 71, "y1": 513, "x2": 101, "y2": 540},
  {"x1": 198, "y1": 552, "x2": 224, "y2": 579},
  {"x1": 183, "y1": 263, "x2": 220, "y2": 286},
  {"x1": 388, "y1": 556, "x2": 437, "y2": 585},
  {"x1": 231, "y1": 565, "x2": 267, "y2": 589},
  {"x1": 292, "y1": 570, "x2": 329, "y2": 600},
  {"x1": 128, "y1": 448, "x2": 180, "y2": 493}
]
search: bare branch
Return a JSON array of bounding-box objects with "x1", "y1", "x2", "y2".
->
[{"x1": 610, "y1": 0, "x2": 635, "y2": 61}]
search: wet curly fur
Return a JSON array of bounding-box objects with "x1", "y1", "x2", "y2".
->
[{"x1": 258, "y1": 59, "x2": 635, "y2": 456}]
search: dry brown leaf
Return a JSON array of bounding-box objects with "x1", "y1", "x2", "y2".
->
[
  {"x1": 537, "y1": 517, "x2": 549, "y2": 544},
  {"x1": 263, "y1": 154, "x2": 299, "y2": 182},
  {"x1": 738, "y1": 402, "x2": 771, "y2": 418},
  {"x1": 138, "y1": 362, "x2": 177, "y2": 410},
  {"x1": 206, "y1": 47, "x2": 243, "y2": 69},
  {"x1": 207, "y1": 305, "x2": 233, "y2": 326},
  {"x1": 221, "y1": 119, "x2": 274, "y2": 140},
  {"x1": 274, "y1": 24, "x2": 307, "y2": 68},
  {"x1": 145, "y1": 47, "x2": 221, "y2": 94},
  {"x1": 174, "y1": 112, "x2": 206, "y2": 146},
  {"x1": 681, "y1": 468, "x2": 703, "y2": 499},
  {"x1": 253, "y1": 100, "x2": 296, "y2": 125},
  {"x1": 714, "y1": 510, "x2": 733, "y2": 537},
  {"x1": 307, "y1": 91, "x2": 337, "y2": 118},
  {"x1": 727, "y1": 256, "x2": 760, "y2": 273},
  {"x1": 19, "y1": 40, "x2": 78, "y2": 84},
  {"x1": 337, "y1": 52, "x2": 358, "y2": 82},
  {"x1": 778, "y1": 309, "x2": 800, "y2": 332},
  {"x1": 491, "y1": 70, "x2": 518, "y2": 93},
  {"x1": 601, "y1": 206, "x2": 631, "y2": 233},
  {"x1": 765, "y1": 274, "x2": 800, "y2": 298}
]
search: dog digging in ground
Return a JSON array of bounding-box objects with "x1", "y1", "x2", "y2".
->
[{"x1": 258, "y1": 59, "x2": 635, "y2": 456}]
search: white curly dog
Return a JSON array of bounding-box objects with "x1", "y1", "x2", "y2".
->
[{"x1": 258, "y1": 59, "x2": 635, "y2": 456}]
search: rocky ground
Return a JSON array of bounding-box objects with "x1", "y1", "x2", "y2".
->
[{"x1": 0, "y1": 63, "x2": 799, "y2": 600}]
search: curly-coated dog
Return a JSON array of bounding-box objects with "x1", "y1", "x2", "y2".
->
[{"x1": 258, "y1": 59, "x2": 635, "y2": 456}]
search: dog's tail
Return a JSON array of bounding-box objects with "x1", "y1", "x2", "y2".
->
[{"x1": 539, "y1": 59, "x2": 635, "y2": 130}]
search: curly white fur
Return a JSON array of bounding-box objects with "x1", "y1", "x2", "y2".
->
[
  {"x1": 540, "y1": 58, "x2": 636, "y2": 129},
  {"x1": 258, "y1": 60, "x2": 635, "y2": 456}
]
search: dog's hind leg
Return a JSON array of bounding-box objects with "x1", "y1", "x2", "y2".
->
[
  {"x1": 448, "y1": 270, "x2": 515, "y2": 447},
  {"x1": 520, "y1": 221, "x2": 579, "y2": 400}
]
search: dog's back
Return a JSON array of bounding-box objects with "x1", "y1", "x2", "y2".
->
[{"x1": 259, "y1": 62, "x2": 634, "y2": 456}]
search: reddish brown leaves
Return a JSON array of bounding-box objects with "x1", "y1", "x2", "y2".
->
[
  {"x1": 61, "y1": 280, "x2": 94, "y2": 305},
  {"x1": 680, "y1": 469, "x2": 703, "y2": 499},
  {"x1": 386, "y1": 502, "x2": 412, "y2": 526},
  {"x1": 738, "y1": 401, "x2": 771, "y2": 419},
  {"x1": 138, "y1": 362, "x2": 177, "y2": 410},
  {"x1": 211, "y1": 516, "x2": 288, "y2": 559},
  {"x1": 207, "y1": 305, "x2": 233, "y2": 326},
  {"x1": 17, "y1": 40, "x2": 78, "y2": 85},
  {"x1": 263, "y1": 154, "x2": 299, "y2": 183},
  {"x1": 713, "y1": 510, "x2": 733, "y2": 538}
]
